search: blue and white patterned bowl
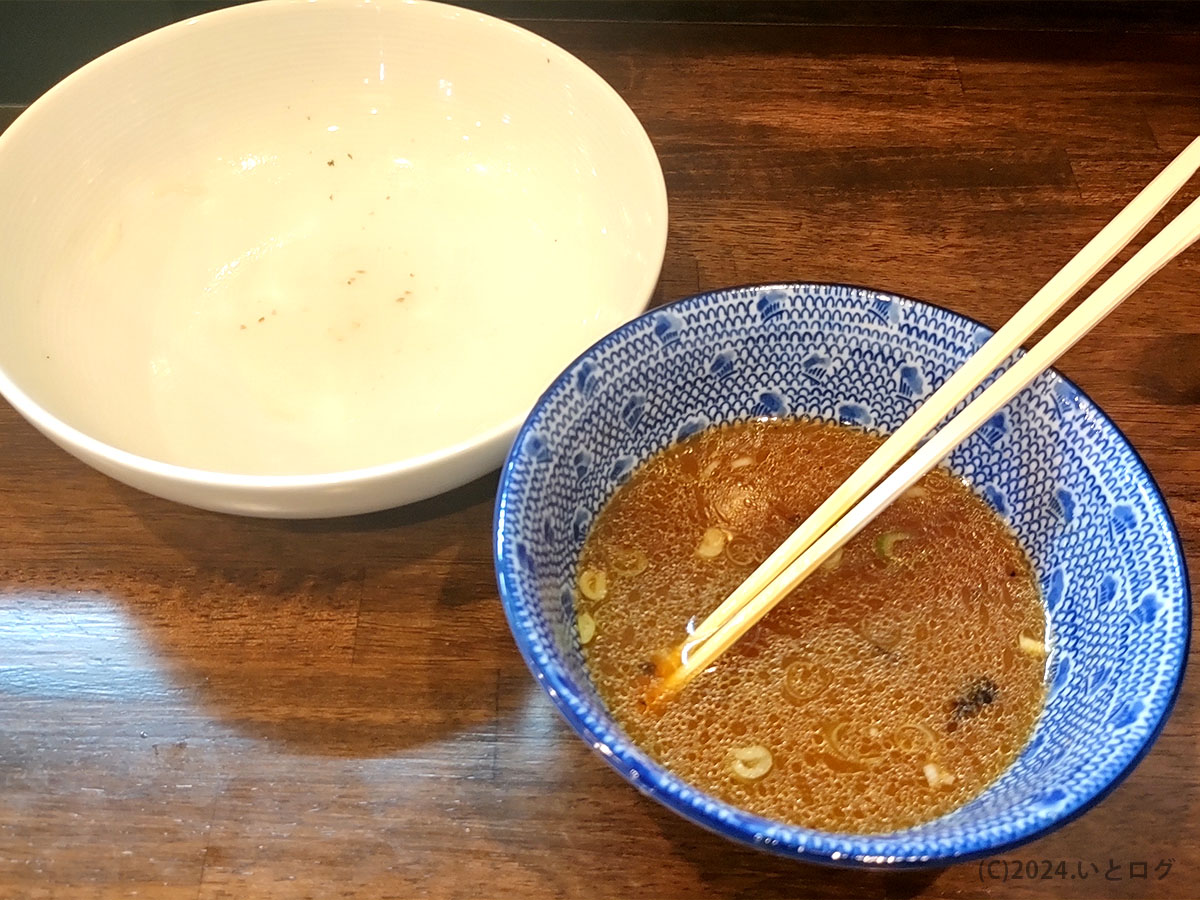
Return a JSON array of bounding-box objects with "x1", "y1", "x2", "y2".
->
[{"x1": 493, "y1": 283, "x2": 1189, "y2": 867}]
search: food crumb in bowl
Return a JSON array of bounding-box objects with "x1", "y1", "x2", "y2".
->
[
  {"x1": 923, "y1": 762, "x2": 956, "y2": 789},
  {"x1": 1019, "y1": 633, "x2": 1046, "y2": 658},
  {"x1": 695, "y1": 526, "x2": 730, "y2": 559},
  {"x1": 947, "y1": 677, "x2": 999, "y2": 732},
  {"x1": 327, "y1": 159, "x2": 334, "y2": 166}
]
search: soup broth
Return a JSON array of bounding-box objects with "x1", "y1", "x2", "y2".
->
[{"x1": 577, "y1": 418, "x2": 1047, "y2": 833}]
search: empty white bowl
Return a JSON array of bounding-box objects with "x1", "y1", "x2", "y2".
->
[{"x1": 0, "y1": 0, "x2": 667, "y2": 517}]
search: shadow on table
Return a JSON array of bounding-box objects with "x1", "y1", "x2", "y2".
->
[
  {"x1": 478, "y1": 718, "x2": 952, "y2": 900},
  {"x1": 645, "y1": 797, "x2": 946, "y2": 898},
  {"x1": 81, "y1": 469, "x2": 531, "y2": 758}
]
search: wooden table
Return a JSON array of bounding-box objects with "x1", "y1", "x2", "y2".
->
[{"x1": 2, "y1": 10, "x2": 1198, "y2": 899}]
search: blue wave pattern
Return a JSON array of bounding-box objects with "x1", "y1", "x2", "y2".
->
[{"x1": 494, "y1": 283, "x2": 1188, "y2": 865}]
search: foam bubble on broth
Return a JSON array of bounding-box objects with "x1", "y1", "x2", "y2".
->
[{"x1": 577, "y1": 419, "x2": 1047, "y2": 833}]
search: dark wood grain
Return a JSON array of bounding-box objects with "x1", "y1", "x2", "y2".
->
[{"x1": 2, "y1": 12, "x2": 1198, "y2": 900}]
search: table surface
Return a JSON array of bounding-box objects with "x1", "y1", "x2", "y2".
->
[{"x1": 2, "y1": 11, "x2": 1199, "y2": 900}]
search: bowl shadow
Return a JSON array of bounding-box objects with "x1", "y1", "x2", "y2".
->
[
  {"x1": 79, "y1": 469, "x2": 531, "y2": 758},
  {"x1": 485, "y1": 667, "x2": 950, "y2": 896},
  {"x1": 643, "y1": 800, "x2": 947, "y2": 898}
]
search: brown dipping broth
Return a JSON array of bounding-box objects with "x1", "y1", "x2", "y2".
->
[{"x1": 576, "y1": 419, "x2": 1047, "y2": 833}]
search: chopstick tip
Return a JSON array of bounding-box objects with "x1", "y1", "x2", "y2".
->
[{"x1": 639, "y1": 644, "x2": 687, "y2": 710}]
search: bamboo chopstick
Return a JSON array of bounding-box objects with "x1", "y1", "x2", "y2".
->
[
  {"x1": 654, "y1": 141, "x2": 1200, "y2": 702},
  {"x1": 680, "y1": 136, "x2": 1200, "y2": 655}
]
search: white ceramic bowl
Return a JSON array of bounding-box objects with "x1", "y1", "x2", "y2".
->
[{"x1": 0, "y1": 0, "x2": 667, "y2": 517}]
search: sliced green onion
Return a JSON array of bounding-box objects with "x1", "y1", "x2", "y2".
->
[
  {"x1": 820, "y1": 546, "x2": 844, "y2": 571},
  {"x1": 611, "y1": 547, "x2": 649, "y2": 577},
  {"x1": 728, "y1": 745, "x2": 773, "y2": 780},
  {"x1": 578, "y1": 568, "x2": 607, "y2": 602},
  {"x1": 875, "y1": 531, "x2": 911, "y2": 560}
]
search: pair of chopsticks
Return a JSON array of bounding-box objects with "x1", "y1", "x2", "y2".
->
[{"x1": 652, "y1": 136, "x2": 1200, "y2": 702}]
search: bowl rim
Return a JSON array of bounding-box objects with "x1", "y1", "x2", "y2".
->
[
  {"x1": 0, "y1": 0, "x2": 668, "y2": 492},
  {"x1": 493, "y1": 280, "x2": 1191, "y2": 868}
]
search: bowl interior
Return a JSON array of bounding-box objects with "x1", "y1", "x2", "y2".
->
[
  {"x1": 0, "y1": 0, "x2": 666, "y2": 478},
  {"x1": 495, "y1": 283, "x2": 1189, "y2": 865}
]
